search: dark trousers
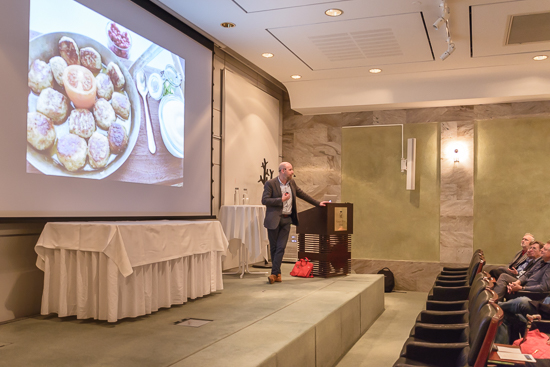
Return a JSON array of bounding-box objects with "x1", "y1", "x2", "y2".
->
[{"x1": 267, "y1": 216, "x2": 292, "y2": 275}]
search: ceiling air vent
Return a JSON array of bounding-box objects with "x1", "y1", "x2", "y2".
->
[
  {"x1": 309, "y1": 28, "x2": 402, "y2": 62},
  {"x1": 507, "y1": 12, "x2": 550, "y2": 45}
]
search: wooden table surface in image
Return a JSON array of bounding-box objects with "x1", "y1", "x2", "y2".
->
[{"x1": 108, "y1": 64, "x2": 184, "y2": 186}]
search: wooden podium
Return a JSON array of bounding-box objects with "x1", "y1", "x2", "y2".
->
[{"x1": 296, "y1": 203, "x2": 353, "y2": 278}]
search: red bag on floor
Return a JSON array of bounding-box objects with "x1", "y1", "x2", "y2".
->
[
  {"x1": 290, "y1": 258, "x2": 314, "y2": 278},
  {"x1": 513, "y1": 329, "x2": 550, "y2": 359}
]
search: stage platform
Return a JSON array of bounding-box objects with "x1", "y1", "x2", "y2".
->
[{"x1": 0, "y1": 264, "x2": 384, "y2": 367}]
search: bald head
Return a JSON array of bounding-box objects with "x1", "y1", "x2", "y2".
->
[
  {"x1": 279, "y1": 162, "x2": 291, "y2": 172},
  {"x1": 278, "y1": 162, "x2": 294, "y2": 183}
]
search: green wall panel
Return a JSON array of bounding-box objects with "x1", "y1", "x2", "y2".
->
[
  {"x1": 342, "y1": 123, "x2": 440, "y2": 261},
  {"x1": 475, "y1": 118, "x2": 550, "y2": 264}
]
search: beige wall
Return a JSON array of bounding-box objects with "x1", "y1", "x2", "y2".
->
[
  {"x1": 475, "y1": 117, "x2": 550, "y2": 264},
  {"x1": 283, "y1": 100, "x2": 550, "y2": 291},
  {"x1": 341, "y1": 123, "x2": 440, "y2": 262},
  {"x1": 0, "y1": 223, "x2": 45, "y2": 322}
]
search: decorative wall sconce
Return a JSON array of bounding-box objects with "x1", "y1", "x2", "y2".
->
[{"x1": 454, "y1": 148, "x2": 460, "y2": 163}]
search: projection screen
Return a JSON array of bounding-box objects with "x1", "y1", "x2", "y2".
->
[{"x1": 0, "y1": 0, "x2": 213, "y2": 218}]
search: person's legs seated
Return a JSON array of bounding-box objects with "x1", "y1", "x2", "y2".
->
[
  {"x1": 493, "y1": 273, "x2": 521, "y2": 301},
  {"x1": 499, "y1": 297, "x2": 537, "y2": 316},
  {"x1": 490, "y1": 266, "x2": 513, "y2": 280}
]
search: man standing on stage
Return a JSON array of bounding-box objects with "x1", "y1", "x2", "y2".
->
[{"x1": 262, "y1": 162, "x2": 330, "y2": 284}]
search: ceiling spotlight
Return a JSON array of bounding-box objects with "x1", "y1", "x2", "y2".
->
[
  {"x1": 433, "y1": 16, "x2": 446, "y2": 30},
  {"x1": 369, "y1": 68, "x2": 382, "y2": 74},
  {"x1": 220, "y1": 22, "x2": 236, "y2": 28},
  {"x1": 325, "y1": 9, "x2": 343, "y2": 17},
  {"x1": 533, "y1": 55, "x2": 548, "y2": 61},
  {"x1": 291, "y1": 75, "x2": 302, "y2": 80},
  {"x1": 262, "y1": 53, "x2": 274, "y2": 58},
  {"x1": 440, "y1": 43, "x2": 455, "y2": 60}
]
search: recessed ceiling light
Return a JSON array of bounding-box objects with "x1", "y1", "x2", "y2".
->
[
  {"x1": 369, "y1": 68, "x2": 382, "y2": 74},
  {"x1": 220, "y1": 22, "x2": 236, "y2": 28},
  {"x1": 325, "y1": 9, "x2": 343, "y2": 17},
  {"x1": 533, "y1": 55, "x2": 548, "y2": 61},
  {"x1": 291, "y1": 75, "x2": 302, "y2": 80},
  {"x1": 262, "y1": 53, "x2": 274, "y2": 58}
]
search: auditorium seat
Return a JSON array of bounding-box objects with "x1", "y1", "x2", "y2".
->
[
  {"x1": 440, "y1": 249, "x2": 483, "y2": 273},
  {"x1": 419, "y1": 275, "x2": 493, "y2": 323},
  {"x1": 393, "y1": 302, "x2": 503, "y2": 367},
  {"x1": 436, "y1": 253, "x2": 485, "y2": 286},
  {"x1": 427, "y1": 257, "x2": 485, "y2": 303},
  {"x1": 410, "y1": 289, "x2": 497, "y2": 342}
]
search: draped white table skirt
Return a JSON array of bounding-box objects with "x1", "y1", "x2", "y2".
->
[
  {"x1": 40, "y1": 248, "x2": 224, "y2": 322},
  {"x1": 219, "y1": 205, "x2": 268, "y2": 260}
]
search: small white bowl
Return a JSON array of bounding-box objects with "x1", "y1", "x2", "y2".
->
[{"x1": 159, "y1": 95, "x2": 184, "y2": 158}]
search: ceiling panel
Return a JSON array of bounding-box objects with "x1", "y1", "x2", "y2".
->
[
  {"x1": 268, "y1": 13, "x2": 433, "y2": 70},
  {"x1": 472, "y1": 0, "x2": 550, "y2": 57},
  {"x1": 233, "y1": 0, "x2": 352, "y2": 13}
]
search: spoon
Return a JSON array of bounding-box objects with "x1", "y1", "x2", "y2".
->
[{"x1": 136, "y1": 69, "x2": 156, "y2": 154}]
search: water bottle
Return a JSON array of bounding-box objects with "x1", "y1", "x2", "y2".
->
[
  {"x1": 242, "y1": 188, "x2": 249, "y2": 205},
  {"x1": 233, "y1": 188, "x2": 239, "y2": 205}
]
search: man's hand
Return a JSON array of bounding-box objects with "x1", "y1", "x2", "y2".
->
[
  {"x1": 509, "y1": 267, "x2": 519, "y2": 276},
  {"x1": 282, "y1": 192, "x2": 291, "y2": 202},
  {"x1": 507, "y1": 282, "x2": 523, "y2": 293},
  {"x1": 319, "y1": 201, "x2": 331, "y2": 207}
]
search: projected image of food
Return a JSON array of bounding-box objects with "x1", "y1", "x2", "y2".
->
[{"x1": 28, "y1": 0, "x2": 185, "y2": 186}]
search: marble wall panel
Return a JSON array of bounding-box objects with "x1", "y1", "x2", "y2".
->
[
  {"x1": 440, "y1": 231, "x2": 474, "y2": 263},
  {"x1": 284, "y1": 114, "x2": 315, "y2": 131},
  {"x1": 440, "y1": 199, "x2": 474, "y2": 216},
  {"x1": 473, "y1": 103, "x2": 513, "y2": 120},
  {"x1": 440, "y1": 120, "x2": 474, "y2": 264},
  {"x1": 373, "y1": 110, "x2": 406, "y2": 125},
  {"x1": 457, "y1": 121, "x2": 474, "y2": 137},
  {"x1": 511, "y1": 101, "x2": 550, "y2": 116},
  {"x1": 440, "y1": 183, "x2": 458, "y2": 200},
  {"x1": 406, "y1": 106, "x2": 475, "y2": 124},
  {"x1": 440, "y1": 216, "x2": 474, "y2": 232},
  {"x1": 351, "y1": 259, "x2": 441, "y2": 292},
  {"x1": 341, "y1": 111, "x2": 373, "y2": 127},
  {"x1": 310, "y1": 114, "x2": 345, "y2": 128}
]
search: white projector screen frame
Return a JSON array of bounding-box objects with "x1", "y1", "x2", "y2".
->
[{"x1": 0, "y1": 0, "x2": 213, "y2": 218}]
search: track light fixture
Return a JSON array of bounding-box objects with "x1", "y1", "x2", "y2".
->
[
  {"x1": 440, "y1": 43, "x2": 455, "y2": 60},
  {"x1": 433, "y1": 16, "x2": 445, "y2": 30},
  {"x1": 433, "y1": 0, "x2": 455, "y2": 61}
]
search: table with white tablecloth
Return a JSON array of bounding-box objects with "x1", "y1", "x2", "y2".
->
[
  {"x1": 218, "y1": 205, "x2": 269, "y2": 277},
  {"x1": 35, "y1": 220, "x2": 228, "y2": 322}
]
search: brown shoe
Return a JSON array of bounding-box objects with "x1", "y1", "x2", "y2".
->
[
  {"x1": 268, "y1": 274, "x2": 277, "y2": 284},
  {"x1": 275, "y1": 274, "x2": 282, "y2": 282}
]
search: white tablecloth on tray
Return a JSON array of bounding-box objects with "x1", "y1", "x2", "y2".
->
[
  {"x1": 218, "y1": 205, "x2": 268, "y2": 261},
  {"x1": 35, "y1": 220, "x2": 229, "y2": 322}
]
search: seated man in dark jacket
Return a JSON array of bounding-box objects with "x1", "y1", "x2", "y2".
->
[
  {"x1": 490, "y1": 233, "x2": 535, "y2": 279},
  {"x1": 493, "y1": 242, "x2": 550, "y2": 301},
  {"x1": 512, "y1": 241, "x2": 542, "y2": 278}
]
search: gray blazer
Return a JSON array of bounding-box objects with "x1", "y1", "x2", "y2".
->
[
  {"x1": 261, "y1": 177, "x2": 320, "y2": 229},
  {"x1": 509, "y1": 249, "x2": 528, "y2": 269}
]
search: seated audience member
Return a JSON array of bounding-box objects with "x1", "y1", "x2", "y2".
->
[
  {"x1": 495, "y1": 296, "x2": 550, "y2": 344},
  {"x1": 512, "y1": 241, "x2": 543, "y2": 278},
  {"x1": 490, "y1": 233, "x2": 535, "y2": 279},
  {"x1": 492, "y1": 241, "x2": 550, "y2": 301}
]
